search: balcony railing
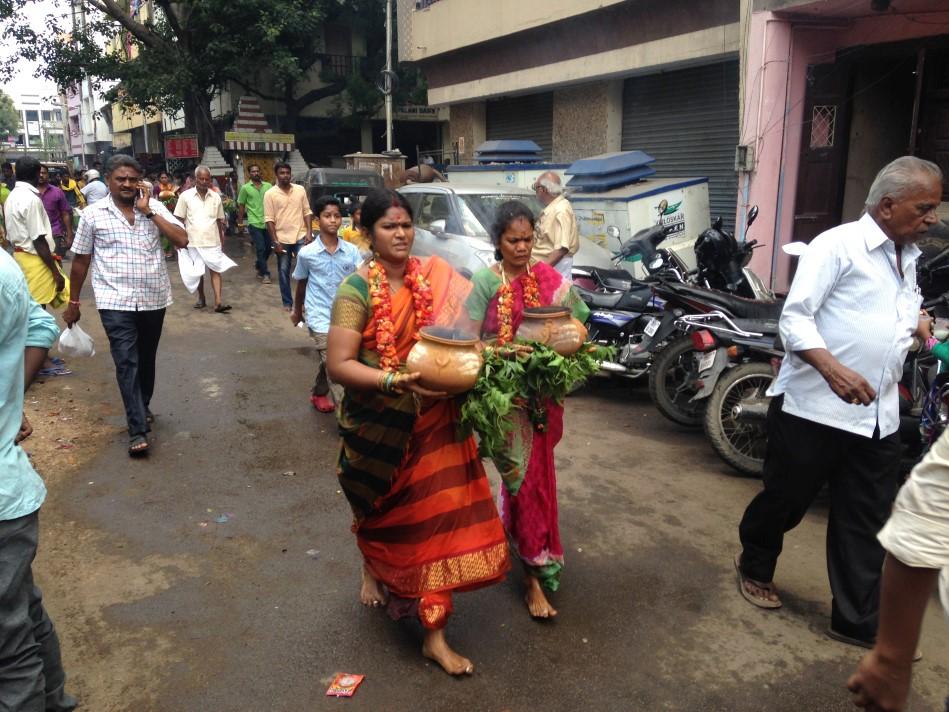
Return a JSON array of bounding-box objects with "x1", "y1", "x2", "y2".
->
[{"x1": 319, "y1": 54, "x2": 361, "y2": 79}]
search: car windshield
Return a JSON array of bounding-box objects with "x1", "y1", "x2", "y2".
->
[{"x1": 457, "y1": 194, "x2": 545, "y2": 237}]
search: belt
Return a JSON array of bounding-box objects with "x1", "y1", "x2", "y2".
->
[{"x1": 14, "y1": 246, "x2": 62, "y2": 262}]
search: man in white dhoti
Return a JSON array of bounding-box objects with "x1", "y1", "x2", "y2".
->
[{"x1": 174, "y1": 165, "x2": 236, "y2": 313}]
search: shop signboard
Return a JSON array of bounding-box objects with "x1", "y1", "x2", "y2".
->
[{"x1": 165, "y1": 134, "x2": 200, "y2": 159}]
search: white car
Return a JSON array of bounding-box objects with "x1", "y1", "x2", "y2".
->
[{"x1": 398, "y1": 183, "x2": 613, "y2": 277}]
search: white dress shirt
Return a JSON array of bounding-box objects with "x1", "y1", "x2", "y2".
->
[
  {"x1": 769, "y1": 212, "x2": 921, "y2": 438},
  {"x1": 878, "y1": 428, "x2": 949, "y2": 614},
  {"x1": 173, "y1": 187, "x2": 224, "y2": 248},
  {"x1": 4, "y1": 182, "x2": 54, "y2": 254}
]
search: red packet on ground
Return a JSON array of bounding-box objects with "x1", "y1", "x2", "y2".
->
[{"x1": 326, "y1": 673, "x2": 365, "y2": 698}]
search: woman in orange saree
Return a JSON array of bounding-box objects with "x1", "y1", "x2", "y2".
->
[{"x1": 327, "y1": 189, "x2": 509, "y2": 676}]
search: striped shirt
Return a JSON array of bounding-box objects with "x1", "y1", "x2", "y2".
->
[
  {"x1": 769, "y1": 213, "x2": 922, "y2": 438},
  {"x1": 72, "y1": 196, "x2": 183, "y2": 311}
]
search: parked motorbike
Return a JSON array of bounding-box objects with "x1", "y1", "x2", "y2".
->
[
  {"x1": 675, "y1": 312, "x2": 782, "y2": 475},
  {"x1": 572, "y1": 224, "x2": 690, "y2": 378},
  {"x1": 693, "y1": 291, "x2": 949, "y2": 477},
  {"x1": 574, "y1": 208, "x2": 773, "y2": 379},
  {"x1": 693, "y1": 206, "x2": 771, "y2": 300},
  {"x1": 646, "y1": 280, "x2": 784, "y2": 426}
]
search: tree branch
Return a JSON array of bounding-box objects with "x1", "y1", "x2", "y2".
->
[
  {"x1": 153, "y1": 0, "x2": 185, "y2": 40},
  {"x1": 227, "y1": 77, "x2": 284, "y2": 103},
  {"x1": 291, "y1": 80, "x2": 347, "y2": 111},
  {"x1": 83, "y1": 0, "x2": 162, "y2": 49}
]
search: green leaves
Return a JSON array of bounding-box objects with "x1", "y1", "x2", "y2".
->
[
  {"x1": 459, "y1": 342, "x2": 615, "y2": 460},
  {"x1": 0, "y1": 89, "x2": 18, "y2": 138}
]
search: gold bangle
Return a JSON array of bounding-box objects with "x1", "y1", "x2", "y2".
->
[{"x1": 390, "y1": 373, "x2": 404, "y2": 394}]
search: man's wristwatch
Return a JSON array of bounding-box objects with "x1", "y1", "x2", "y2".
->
[{"x1": 145, "y1": 211, "x2": 155, "y2": 220}]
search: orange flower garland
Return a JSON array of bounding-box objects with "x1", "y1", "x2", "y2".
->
[
  {"x1": 496, "y1": 265, "x2": 541, "y2": 346},
  {"x1": 368, "y1": 256, "x2": 433, "y2": 372},
  {"x1": 405, "y1": 256, "x2": 435, "y2": 339}
]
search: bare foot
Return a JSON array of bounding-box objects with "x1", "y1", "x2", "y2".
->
[
  {"x1": 360, "y1": 564, "x2": 387, "y2": 607},
  {"x1": 422, "y1": 629, "x2": 474, "y2": 676},
  {"x1": 524, "y1": 575, "x2": 558, "y2": 619}
]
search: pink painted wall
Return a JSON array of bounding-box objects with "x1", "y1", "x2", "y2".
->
[{"x1": 741, "y1": 8, "x2": 949, "y2": 292}]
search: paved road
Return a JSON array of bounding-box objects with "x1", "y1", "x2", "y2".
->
[{"x1": 31, "y1": 240, "x2": 949, "y2": 711}]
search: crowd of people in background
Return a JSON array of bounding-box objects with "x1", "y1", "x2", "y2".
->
[{"x1": 0, "y1": 151, "x2": 946, "y2": 710}]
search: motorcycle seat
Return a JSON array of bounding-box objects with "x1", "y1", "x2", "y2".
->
[
  {"x1": 587, "y1": 290, "x2": 624, "y2": 308},
  {"x1": 668, "y1": 283, "x2": 784, "y2": 320},
  {"x1": 589, "y1": 267, "x2": 636, "y2": 291},
  {"x1": 732, "y1": 318, "x2": 779, "y2": 335}
]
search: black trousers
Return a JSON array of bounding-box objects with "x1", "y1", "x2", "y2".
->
[
  {"x1": 99, "y1": 308, "x2": 165, "y2": 437},
  {"x1": 0, "y1": 512, "x2": 76, "y2": 712},
  {"x1": 738, "y1": 395, "x2": 901, "y2": 642}
]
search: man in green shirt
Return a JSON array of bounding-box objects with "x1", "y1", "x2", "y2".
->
[
  {"x1": 0, "y1": 182, "x2": 10, "y2": 250},
  {"x1": 237, "y1": 164, "x2": 274, "y2": 283}
]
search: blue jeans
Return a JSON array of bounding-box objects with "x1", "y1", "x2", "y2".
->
[
  {"x1": 276, "y1": 241, "x2": 303, "y2": 307},
  {"x1": 247, "y1": 225, "x2": 271, "y2": 277},
  {"x1": 99, "y1": 308, "x2": 166, "y2": 437}
]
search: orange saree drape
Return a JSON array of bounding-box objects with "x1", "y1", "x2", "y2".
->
[{"x1": 336, "y1": 256, "x2": 509, "y2": 628}]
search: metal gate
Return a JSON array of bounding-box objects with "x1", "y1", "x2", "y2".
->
[
  {"x1": 622, "y1": 61, "x2": 739, "y2": 229},
  {"x1": 486, "y1": 93, "x2": 554, "y2": 161}
]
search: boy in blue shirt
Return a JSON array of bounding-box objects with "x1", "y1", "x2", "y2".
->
[{"x1": 291, "y1": 196, "x2": 362, "y2": 412}]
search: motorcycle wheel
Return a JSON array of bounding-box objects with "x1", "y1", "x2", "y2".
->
[
  {"x1": 703, "y1": 362, "x2": 773, "y2": 477},
  {"x1": 647, "y1": 335, "x2": 706, "y2": 427}
]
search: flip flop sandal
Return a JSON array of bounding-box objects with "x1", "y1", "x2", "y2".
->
[
  {"x1": 214, "y1": 304, "x2": 232, "y2": 313},
  {"x1": 193, "y1": 302, "x2": 207, "y2": 309},
  {"x1": 826, "y1": 629, "x2": 923, "y2": 663},
  {"x1": 734, "y1": 553, "x2": 782, "y2": 609},
  {"x1": 128, "y1": 434, "x2": 150, "y2": 457},
  {"x1": 38, "y1": 365, "x2": 73, "y2": 377}
]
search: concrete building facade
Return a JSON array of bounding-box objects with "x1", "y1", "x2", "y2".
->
[
  {"x1": 740, "y1": 0, "x2": 949, "y2": 289},
  {"x1": 6, "y1": 91, "x2": 68, "y2": 159},
  {"x1": 402, "y1": 0, "x2": 949, "y2": 288},
  {"x1": 66, "y1": 83, "x2": 114, "y2": 167},
  {"x1": 400, "y1": 0, "x2": 744, "y2": 229}
]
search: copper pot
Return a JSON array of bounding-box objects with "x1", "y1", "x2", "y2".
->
[
  {"x1": 515, "y1": 306, "x2": 588, "y2": 356},
  {"x1": 405, "y1": 326, "x2": 483, "y2": 395}
]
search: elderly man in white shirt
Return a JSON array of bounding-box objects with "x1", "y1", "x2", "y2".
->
[
  {"x1": 734, "y1": 156, "x2": 943, "y2": 650},
  {"x1": 848, "y1": 428, "x2": 949, "y2": 712},
  {"x1": 174, "y1": 165, "x2": 236, "y2": 313},
  {"x1": 532, "y1": 171, "x2": 580, "y2": 279}
]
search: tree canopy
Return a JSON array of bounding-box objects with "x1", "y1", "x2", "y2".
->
[
  {"x1": 0, "y1": 89, "x2": 18, "y2": 139},
  {"x1": 0, "y1": 0, "x2": 424, "y2": 147}
]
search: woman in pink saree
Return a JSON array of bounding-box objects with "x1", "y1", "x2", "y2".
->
[{"x1": 465, "y1": 200, "x2": 589, "y2": 618}]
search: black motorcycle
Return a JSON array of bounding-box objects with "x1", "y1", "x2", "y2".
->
[
  {"x1": 572, "y1": 224, "x2": 691, "y2": 378},
  {"x1": 675, "y1": 312, "x2": 782, "y2": 475},
  {"x1": 690, "y1": 291, "x2": 949, "y2": 477},
  {"x1": 574, "y1": 208, "x2": 772, "y2": 379},
  {"x1": 646, "y1": 281, "x2": 784, "y2": 426}
]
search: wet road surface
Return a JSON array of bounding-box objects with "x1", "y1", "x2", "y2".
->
[{"x1": 31, "y1": 240, "x2": 949, "y2": 711}]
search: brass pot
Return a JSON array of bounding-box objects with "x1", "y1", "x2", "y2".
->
[
  {"x1": 516, "y1": 306, "x2": 588, "y2": 356},
  {"x1": 405, "y1": 326, "x2": 483, "y2": 395}
]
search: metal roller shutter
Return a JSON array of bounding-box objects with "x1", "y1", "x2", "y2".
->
[
  {"x1": 622, "y1": 61, "x2": 740, "y2": 230},
  {"x1": 486, "y1": 92, "x2": 554, "y2": 161}
]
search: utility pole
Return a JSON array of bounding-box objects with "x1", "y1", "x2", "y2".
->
[
  {"x1": 70, "y1": 0, "x2": 89, "y2": 161},
  {"x1": 385, "y1": 0, "x2": 393, "y2": 152}
]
